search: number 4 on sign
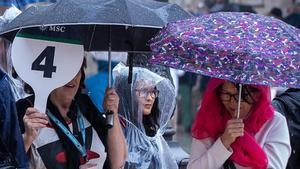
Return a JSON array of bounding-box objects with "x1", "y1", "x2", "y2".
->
[
  {"x1": 31, "y1": 46, "x2": 57, "y2": 78},
  {"x1": 11, "y1": 33, "x2": 84, "y2": 114}
]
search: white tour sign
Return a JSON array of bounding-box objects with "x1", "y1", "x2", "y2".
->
[{"x1": 11, "y1": 33, "x2": 84, "y2": 113}]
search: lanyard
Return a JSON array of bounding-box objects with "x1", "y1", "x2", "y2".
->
[{"x1": 46, "y1": 108, "x2": 87, "y2": 160}]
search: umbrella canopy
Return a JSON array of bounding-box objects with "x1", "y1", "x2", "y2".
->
[
  {"x1": 150, "y1": 12, "x2": 300, "y2": 88},
  {"x1": 0, "y1": 0, "x2": 191, "y2": 52}
]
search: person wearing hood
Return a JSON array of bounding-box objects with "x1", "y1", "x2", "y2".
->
[
  {"x1": 0, "y1": 6, "x2": 28, "y2": 169},
  {"x1": 0, "y1": 65, "x2": 28, "y2": 169},
  {"x1": 0, "y1": 6, "x2": 26, "y2": 100},
  {"x1": 113, "y1": 62, "x2": 177, "y2": 169},
  {"x1": 188, "y1": 78, "x2": 291, "y2": 169}
]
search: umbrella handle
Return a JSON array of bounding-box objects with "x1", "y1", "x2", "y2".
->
[
  {"x1": 106, "y1": 110, "x2": 114, "y2": 129},
  {"x1": 236, "y1": 84, "x2": 242, "y2": 119}
]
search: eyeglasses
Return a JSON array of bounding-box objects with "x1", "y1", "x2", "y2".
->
[
  {"x1": 219, "y1": 87, "x2": 257, "y2": 104},
  {"x1": 220, "y1": 92, "x2": 244, "y2": 102},
  {"x1": 219, "y1": 90, "x2": 255, "y2": 103},
  {"x1": 135, "y1": 89, "x2": 159, "y2": 99}
]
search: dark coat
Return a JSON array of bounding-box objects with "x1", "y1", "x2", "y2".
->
[
  {"x1": 272, "y1": 88, "x2": 300, "y2": 169},
  {"x1": 0, "y1": 69, "x2": 28, "y2": 169}
]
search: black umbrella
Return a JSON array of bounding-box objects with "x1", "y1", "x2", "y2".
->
[
  {"x1": 0, "y1": 0, "x2": 191, "y2": 127},
  {"x1": 0, "y1": 0, "x2": 191, "y2": 52}
]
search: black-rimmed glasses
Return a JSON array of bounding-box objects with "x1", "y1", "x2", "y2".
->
[
  {"x1": 219, "y1": 89, "x2": 256, "y2": 104},
  {"x1": 220, "y1": 92, "x2": 245, "y2": 102}
]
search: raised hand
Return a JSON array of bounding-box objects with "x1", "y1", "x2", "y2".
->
[
  {"x1": 103, "y1": 88, "x2": 120, "y2": 115},
  {"x1": 221, "y1": 119, "x2": 244, "y2": 149},
  {"x1": 23, "y1": 107, "x2": 48, "y2": 151}
]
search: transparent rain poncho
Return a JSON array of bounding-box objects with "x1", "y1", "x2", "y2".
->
[
  {"x1": 0, "y1": 6, "x2": 26, "y2": 100},
  {"x1": 0, "y1": 37, "x2": 27, "y2": 100},
  {"x1": 113, "y1": 62, "x2": 177, "y2": 169}
]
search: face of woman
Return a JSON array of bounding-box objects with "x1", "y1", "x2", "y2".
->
[
  {"x1": 220, "y1": 81, "x2": 258, "y2": 119},
  {"x1": 51, "y1": 71, "x2": 82, "y2": 104},
  {"x1": 135, "y1": 87, "x2": 158, "y2": 115}
]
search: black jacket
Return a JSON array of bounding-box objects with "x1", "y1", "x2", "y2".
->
[{"x1": 272, "y1": 88, "x2": 300, "y2": 169}]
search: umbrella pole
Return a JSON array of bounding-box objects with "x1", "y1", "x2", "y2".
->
[
  {"x1": 237, "y1": 84, "x2": 242, "y2": 119},
  {"x1": 108, "y1": 45, "x2": 112, "y2": 88},
  {"x1": 108, "y1": 25, "x2": 112, "y2": 88},
  {"x1": 106, "y1": 27, "x2": 113, "y2": 129}
]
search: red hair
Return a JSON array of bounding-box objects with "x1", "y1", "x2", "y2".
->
[{"x1": 192, "y1": 78, "x2": 274, "y2": 168}]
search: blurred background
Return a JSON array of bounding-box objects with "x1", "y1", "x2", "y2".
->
[{"x1": 1, "y1": 0, "x2": 299, "y2": 162}]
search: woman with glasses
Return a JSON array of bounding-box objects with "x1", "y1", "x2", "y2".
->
[
  {"x1": 113, "y1": 63, "x2": 178, "y2": 169},
  {"x1": 187, "y1": 78, "x2": 291, "y2": 169},
  {"x1": 134, "y1": 81, "x2": 160, "y2": 137}
]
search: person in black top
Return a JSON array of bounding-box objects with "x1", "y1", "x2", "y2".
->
[
  {"x1": 16, "y1": 61, "x2": 127, "y2": 169},
  {"x1": 272, "y1": 88, "x2": 300, "y2": 169}
]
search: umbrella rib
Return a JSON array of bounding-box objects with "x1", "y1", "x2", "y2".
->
[{"x1": 88, "y1": 25, "x2": 96, "y2": 51}]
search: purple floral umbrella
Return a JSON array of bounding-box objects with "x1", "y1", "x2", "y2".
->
[{"x1": 150, "y1": 12, "x2": 300, "y2": 88}]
